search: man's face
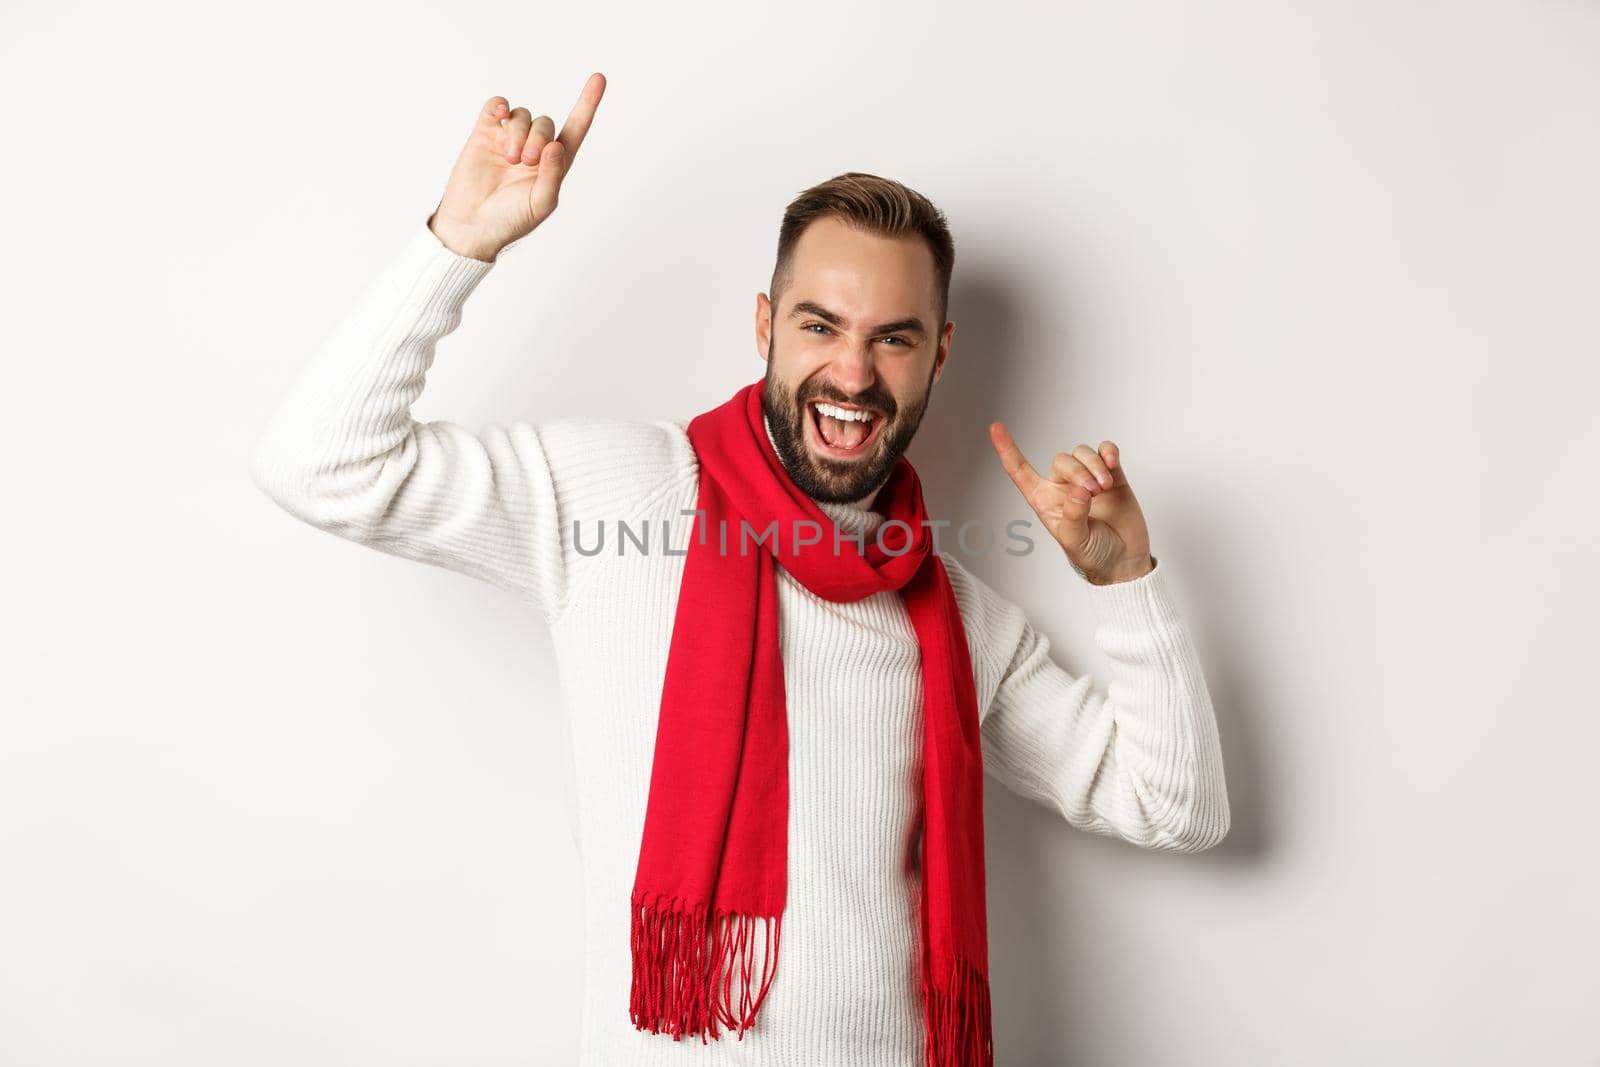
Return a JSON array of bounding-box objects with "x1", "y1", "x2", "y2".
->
[{"x1": 756, "y1": 215, "x2": 955, "y2": 504}]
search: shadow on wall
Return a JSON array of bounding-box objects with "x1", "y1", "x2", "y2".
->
[
  {"x1": 907, "y1": 260, "x2": 1268, "y2": 1064},
  {"x1": 906, "y1": 266, "x2": 1029, "y2": 513}
]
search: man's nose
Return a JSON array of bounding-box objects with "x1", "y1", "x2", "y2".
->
[{"x1": 829, "y1": 343, "x2": 877, "y2": 398}]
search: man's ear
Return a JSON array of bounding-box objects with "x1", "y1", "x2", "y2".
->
[
  {"x1": 931, "y1": 320, "x2": 955, "y2": 385},
  {"x1": 754, "y1": 292, "x2": 773, "y2": 362}
]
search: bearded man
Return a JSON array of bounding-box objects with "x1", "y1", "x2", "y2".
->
[{"x1": 250, "y1": 72, "x2": 1230, "y2": 1067}]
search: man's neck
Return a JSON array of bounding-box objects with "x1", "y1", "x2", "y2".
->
[{"x1": 762, "y1": 412, "x2": 884, "y2": 512}]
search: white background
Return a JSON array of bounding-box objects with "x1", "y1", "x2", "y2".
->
[{"x1": 3, "y1": 1, "x2": 1597, "y2": 1064}]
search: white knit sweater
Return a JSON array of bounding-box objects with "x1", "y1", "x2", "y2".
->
[{"x1": 248, "y1": 216, "x2": 1230, "y2": 1067}]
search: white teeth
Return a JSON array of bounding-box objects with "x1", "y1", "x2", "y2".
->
[{"x1": 814, "y1": 402, "x2": 876, "y2": 423}]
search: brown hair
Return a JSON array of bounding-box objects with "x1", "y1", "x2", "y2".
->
[{"x1": 769, "y1": 171, "x2": 956, "y2": 327}]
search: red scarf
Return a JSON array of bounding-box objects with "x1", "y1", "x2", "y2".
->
[{"x1": 629, "y1": 379, "x2": 994, "y2": 1066}]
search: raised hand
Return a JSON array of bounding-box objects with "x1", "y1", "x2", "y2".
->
[
  {"x1": 428, "y1": 72, "x2": 607, "y2": 262},
  {"x1": 989, "y1": 422, "x2": 1154, "y2": 585}
]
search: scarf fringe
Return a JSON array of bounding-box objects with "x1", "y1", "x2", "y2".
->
[
  {"x1": 924, "y1": 952, "x2": 994, "y2": 1067},
  {"x1": 629, "y1": 891, "x2": 783, "y2": 1043}
]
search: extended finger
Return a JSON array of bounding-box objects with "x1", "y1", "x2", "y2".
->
[
  {"x1": 502, "y1": 106, "x2": 533, "y2": 162},
  {"x1": 554, "y1": 71, "x2": 607, "y2": 169},
  {"x1": 989, "y1": 421, "x2": 1043, "y2": 498},
  {"x1": 518, "y1": 114, "x2": 557, "y2": 166},
  {"x1": 1072, "y1": 443, "x2": 1113, "y2": 489}
]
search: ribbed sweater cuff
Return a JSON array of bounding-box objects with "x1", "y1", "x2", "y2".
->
[
  {"x1": 389, "y1": 215, "x2": 497, "y2": 310},
  {"x1": 1083, "y1": 555, "x2": 1185, "y2": 637}
]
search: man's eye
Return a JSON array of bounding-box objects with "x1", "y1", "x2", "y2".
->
[{"x1": 800, "y1": 323, "x2": 906, "y2": 346}]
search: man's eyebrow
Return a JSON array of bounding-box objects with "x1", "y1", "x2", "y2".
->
[{"x1": 787, "y1": 300, "x2": 928, "y2": 337}]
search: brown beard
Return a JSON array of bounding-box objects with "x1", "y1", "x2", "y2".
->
[{"x1": 761, "y1": 347, "x2": 936, "y2": 504}]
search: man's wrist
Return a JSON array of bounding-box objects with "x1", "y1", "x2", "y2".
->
[
  {"x1": 427, "y1": 211, "x2": 501, "y2": 263},
  {"x1": 1083, "y1": 553, "x2": 1156, "y2": 585}
]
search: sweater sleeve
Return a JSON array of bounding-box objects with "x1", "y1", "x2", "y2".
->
[
  {"x1": 247, "y1": 215, "x2": 693, "y2": 625},
  {"x1": 950, "y1": 555, "x2": 1231, "y2": 853}
]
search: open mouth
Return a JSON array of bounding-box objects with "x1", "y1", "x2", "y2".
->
[{"x1": 806, "y1": 399, "x2": 886, "y2": 459}]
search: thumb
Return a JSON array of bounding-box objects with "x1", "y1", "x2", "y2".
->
[
  {"x1": 1055, "y1": 482, "x2": 1094, "y2": 554},
  {"x1": 528, "y1": 139, "x2": 565, "y2": 215}
]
